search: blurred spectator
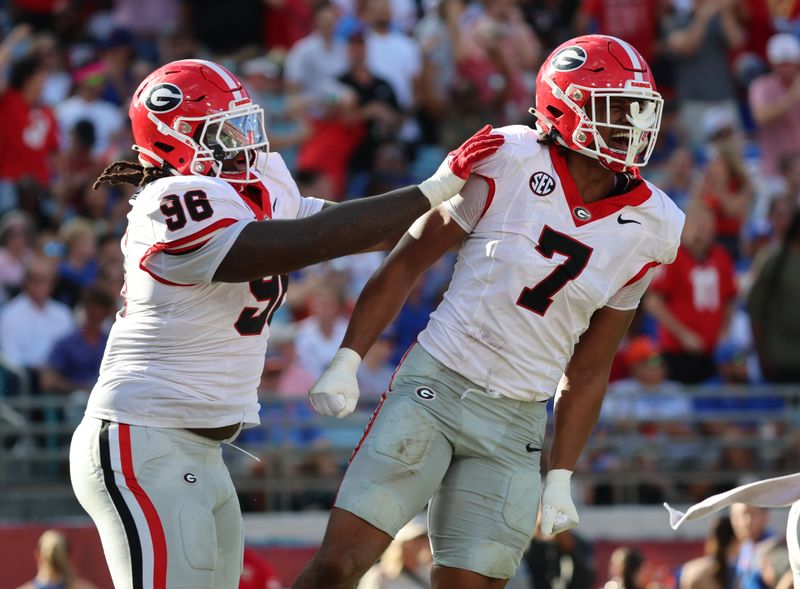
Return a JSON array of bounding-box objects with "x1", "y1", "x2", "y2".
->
[
  {"x1": 645, "y1": 200, "x2": 738, "y2": 383},
  {"x1": 391, "y1": 273, "x2": 436, "y2": 363},
  {"x1": 268, "y1": 326, "x2": 316, "y2": 398},
  {"x1": 575, "y1": 0, "x2": 663, "y2": 63},
  {"x1": 358, "y1": 518, "x2": 432, "y2": 589},
  {"x1": 697, "y1": 107, "x2": 753, "y2": 261},
  {"x1": 602, "y1": 336, "x2": 688, "y2": 421},
  {"x1": 295, "y1": 284, "x2": 349, "y2": 379},
  {"x1": 0, "y1": 51, "x2": 59, "y2": 213},
  {"x1": 604, "y1": 547, "x2": 647, "y2": 589},
  {"x1": 357, "y1": 328, "x2": 396, "y2": 400},
  {"x1": 0, "y1": 210, "x2": 34, "y2": 302},
  {"x1": 758, "y1": 537, "x2": 792, "y2": 589},
  {"x1": 295, "y1": 82, "x2": 365, "y2": 198},
  {"x1": 239, "y1": 547, "x2": 282, "y2": 589},
  {"x1": 708, "y1": 340, "x2": 752, "y2": 384},
  {"x1": 52, "y1": 218, "x2": 98, "y2": 308},
  {"x1": 748, "y1": 211, "x2": 800, "y2": 382},
  {"x1": 40, "y1": 286, "x2": 114, "y2": 395},
  {"x1": 678, "y1": 515, "x2": 737, "y2": 589},
  {"x1": 242, "y1": 55, "x2": 310, "y2": 172},
  {"x1": 188, "y1": 0, "x2": 264, "y2": 55},
  {"x1": 748, "y1": 33, "x2": 800, "y2": 178},
  {"x1": 33, "y1": 32, "x2": 71, "y2": 107},
  {"x1": 524, "y1": 526, "x2": 595, "y2": 589},
  {"x1": 455, "y1": 0, "x2": 540, "y2": 122},
  {"x1": 284, "y1": 1, "x2": 349, "y2": 100},
  {"x1": 665, "y1": 0, "x2": 745, "y2": 148},
  {"x1": 0, "y1": 256, "x2": 73, "y2": 389},
  {"x1": 339, "y1": 28, "x2": 401, "y2": 174},
  {"x1": 55, "y1": 62, "x2": 124, "y2": 156},
  {"x1": 647, "y1": 146, "x2": 698, "y2": 211},
  {"x1": 730, "y1": 503, "x2": 775, "y2": 589},
  {"x1": 111, "y1": 0, "x2": 180, "y2": 40},
  {"x1": 52, "y1": 119, "x2": 105, "y2": 218},
  {"x1": 261, "y1": 0, "x2": 314, "y2": 50},
  {"x1": 97, "y1": 29, "x2": 137, "y2": 108},
  {"x1": 364, "y1": 0, "x2": 422, "y2": 111},
  {"x1": 14, "y1": 529, "x2": 96, "y2": 589}
]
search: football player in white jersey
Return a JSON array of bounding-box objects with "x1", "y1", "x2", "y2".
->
[
  {"x1": 293, "y1": 35, "x2": 686, "y2": 589},
  {"x1": 67, "y1": 59, "x2": 504, "y2": 589}
]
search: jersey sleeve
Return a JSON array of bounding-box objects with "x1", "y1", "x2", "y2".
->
[
  {"x1": 469, "y1": 125, "x2": 536, "y2": 179},
  {"x1": 442, "y1": 174, "x2": 491, "y2": 232},
  {"x1": 260, "y1": 151, "x2": 326, "y2": 219},
  {"x1": 606, "y1": 267, "x2": 657, "y2": 311},
  {"x1": 139, "y1": 180, "x2": 255, "y2": 285}
]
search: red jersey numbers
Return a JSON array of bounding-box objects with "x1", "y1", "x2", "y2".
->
[
  {"x1": 234, "y1": 274, "x2": 289, "y2": 336},
  {"x1": 159, "y1": 190, "x2": 214, "y2": 231},
  {"x1": 517, "y1": 225, "x2": 593, "y2": 316}
]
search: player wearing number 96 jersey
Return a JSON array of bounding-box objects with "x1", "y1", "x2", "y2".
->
[
  {"x1": 295, "y1": 35, "x2": 685, "y2": 589},
  {"x1": 68, "y1": 59, "x2": 504, "y2": 589}
]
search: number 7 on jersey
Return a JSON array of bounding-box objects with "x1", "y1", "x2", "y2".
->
[{"x1": 516, "y1": 225, "x2": 593, "y2": 316}]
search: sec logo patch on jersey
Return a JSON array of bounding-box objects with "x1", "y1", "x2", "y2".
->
[{"x1": 530, "y1": 171, "x2": 556, "y2": 196}]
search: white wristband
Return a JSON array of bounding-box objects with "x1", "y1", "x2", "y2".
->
[
  {"x1": 546, "y1": 469, "x2": 573, "y2": 486},
  {"x1": 418, "y1": 160, "x2": 466, "y2": 208},
  {"x1": 330, "y1": 347, "x2": 362, "y2": 373}
]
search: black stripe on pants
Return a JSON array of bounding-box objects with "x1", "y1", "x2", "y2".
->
[{"x1": 99, "y1": 420, "x2": 144, "y2": 589}]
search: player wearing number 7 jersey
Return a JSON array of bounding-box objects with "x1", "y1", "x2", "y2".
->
[
  {"x1": 68, "y1": 59, "x2": 503, "y2": 589},
  {"x1": 295, "y1": 35, "x2": 686, "y2": 589}
]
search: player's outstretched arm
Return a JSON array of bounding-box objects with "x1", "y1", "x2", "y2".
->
[
  {"x1": 213, "y1": 125, "x2": 502, "y2": 282},
  {"x1": 309, "y1": 206, "x2": 468, "y2": 418},
  {"x1": 541, "y1": 305, "x2": 636, "y2": 535}
]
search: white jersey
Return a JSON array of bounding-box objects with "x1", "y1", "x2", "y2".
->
[
  {"x1": 86, "y1": 154, "x2": 325, "y2": 428},
  {"x1": 418, "y1": 126, "x2": 685, "y2": 402}
]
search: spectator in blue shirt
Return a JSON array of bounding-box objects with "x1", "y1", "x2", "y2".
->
[{"x1": 40, "y1": 286, "x2": 114, "y2": 394}]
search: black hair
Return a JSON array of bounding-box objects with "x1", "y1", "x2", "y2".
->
[
  {"x1": 72, "y1": 119, "x2": 96, "y2": 149},
  {"x1": 9, "y1": 52, "x2": 44, "y2": 90},
  {"x1": 81, "y1": 286, "x2": 115, "y2": 309},
  {"x1": 708, "y1": 516, "x2": 735, "y2": 589}
]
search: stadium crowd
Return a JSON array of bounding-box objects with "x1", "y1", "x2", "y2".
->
[{"x1": 1, "y1": 0, "x2": 800, "y2": 519}]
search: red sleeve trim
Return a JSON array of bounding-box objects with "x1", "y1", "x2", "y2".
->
[
  {"x1": 139, "y1": 218, "x2": 238, "y2": 286},
  {"x1": 623, "y1": 261, "x2": 661, "y2": 287},
  {"x1": 477, "y1": 175, "x2": 496, "y2": 220}
]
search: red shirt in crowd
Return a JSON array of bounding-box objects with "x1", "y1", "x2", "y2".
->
[
  {"x1": 650, "y1": 244, "x2": 737, "y2": 354},
  {"x1": 239, "y1": 548, "x2": 282, "y2": 589},
  {"x1": 579, "y1": 0, "x2": 660, "y2": 63},
  {"x1": 0, "y1": 88, "x2": 59, "y2": 184}
]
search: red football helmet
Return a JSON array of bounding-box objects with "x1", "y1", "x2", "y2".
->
[
  {"x1": 129, "y1": 59, "x2": 269, "y2": 184},
  {"x1": 532, "y1": 35, "x2": 663, "y2": 173}
]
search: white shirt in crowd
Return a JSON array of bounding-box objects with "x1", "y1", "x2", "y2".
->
[
  {"x1": 295, "y1": 316, "x2": 349, "y2": 379},
  {"x1": 0, "y1": 293, "x2": 73, "y2": 368}
]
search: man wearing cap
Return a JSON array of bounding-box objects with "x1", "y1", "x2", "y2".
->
[{"x1": 748, "y1": 33, "x2": 800, "y2": 177}]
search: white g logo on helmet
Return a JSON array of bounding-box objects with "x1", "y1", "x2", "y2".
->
[
  {"x1": 144, "y1": 83, "x2": 184, "y2": 113},
  {"x1": 551, "y1": 46, "x2": 587, "y2": 72}
]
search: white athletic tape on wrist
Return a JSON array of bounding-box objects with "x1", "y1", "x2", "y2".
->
[{"x1": 418, "y1": 160, "x2": 466, "y2": 208}]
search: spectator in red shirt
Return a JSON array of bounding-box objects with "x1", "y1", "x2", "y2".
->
[
  {"x1": 239, "y1": 548, "x2": 282, "y2": 589},
  {"x1": 645, "y1": 200, "x2": 738, "y2": 383},
  {"x1": 575, "y1": 0, "x2": 664, "y2": 64},
  {"x1": 0, "y1": 51, "x2": 59, "y2": 212}
]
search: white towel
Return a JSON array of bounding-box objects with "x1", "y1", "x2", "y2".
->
[{"x1": 664, "y1": 472, "x2": 800, "y2": 529}]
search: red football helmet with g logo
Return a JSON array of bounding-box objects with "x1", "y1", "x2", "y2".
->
[
  {"x1": 129, "y1": 59, "x2": 269, "y2": 184},
  {"x1": 532, "y1": 35, "x2": 663, "y2": 173}
]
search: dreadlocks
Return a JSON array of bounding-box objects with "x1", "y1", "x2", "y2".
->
[{"x1": 92, "y1": 161, "x2": 172, "y2": 190}]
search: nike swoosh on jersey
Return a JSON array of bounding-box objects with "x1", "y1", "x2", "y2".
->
[
  {"x1": 525, "y1": 442, "x2": 541, "y2": 453},
  {"x1": 617, "y1": 215, "x2": 641, "y2": 225}
]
